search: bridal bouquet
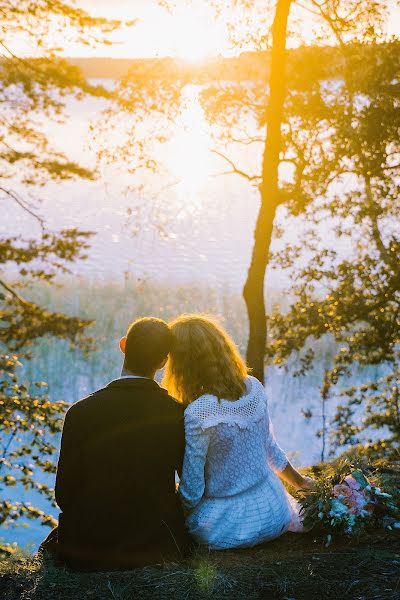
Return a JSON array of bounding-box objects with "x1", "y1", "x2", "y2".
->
[{"x1": 299, "y1": 461, "x2": 400, "y2": 543}]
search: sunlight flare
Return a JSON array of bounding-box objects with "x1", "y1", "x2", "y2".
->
[{"x1": 166, "y1": 85, "x2": 212, "y2": 200}]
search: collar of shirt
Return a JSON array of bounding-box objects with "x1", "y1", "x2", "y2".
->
[{"x1": 118, "y1": 375, "x2": 150, "y2": 380}]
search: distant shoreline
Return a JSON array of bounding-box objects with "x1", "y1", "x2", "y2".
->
[
  {"x1": 3, "y1": 43, "x2": 394, "y2": 81},
  {"x1": 65, "y1": 42, "x2": 395, "y2": 81},
  {"x1": 67, "y1": 52, "x2": 272, "y2": 80},
  {"x1": 66, "y1": 45, "x2": 340, "y2": 80}
]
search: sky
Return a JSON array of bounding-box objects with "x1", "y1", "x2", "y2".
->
[
  {"x1": 70, "y1": 0, "x2": 400, "y2": 59},
  {"x1": 78, "y1": 0, "x2": 234, "y2": 59}
]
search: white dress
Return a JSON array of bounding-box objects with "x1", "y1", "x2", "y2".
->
[{"x1": 179, "y1": 375, "x2": 304, "y2": 549}]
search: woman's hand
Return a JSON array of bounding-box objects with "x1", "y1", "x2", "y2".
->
[{"x1": 279, "y1": 462, "x2": 316, "y2": 492}]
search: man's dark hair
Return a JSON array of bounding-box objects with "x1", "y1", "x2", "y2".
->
[{"x1": 124, "y1": 317, "x2": 173, "y2": 376}]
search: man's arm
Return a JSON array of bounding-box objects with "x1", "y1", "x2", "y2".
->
[{"x1": 55, "y1": 404, "x2": 84, "y2": 512}]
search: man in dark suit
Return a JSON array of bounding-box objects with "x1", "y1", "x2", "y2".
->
[{"x1": 41, "y1": 317, "x2": 187, "y2": 570}]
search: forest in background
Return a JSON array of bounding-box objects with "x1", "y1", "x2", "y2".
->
[{"x1": 67, "y1": 44, "x2": 346, "y2": 80}]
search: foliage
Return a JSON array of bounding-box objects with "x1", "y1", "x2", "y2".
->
[
  {"x1": 0, "y1": 228, "x2": 95, "y2": 353},
  {"x1": 1, "y1": 0, "x2": 121, "y2": 187},
  {"x1": 0, "y1": 0, "x2": 123, "y2": 344},
  {"x1": 1, "y1": 1, "x2": 126, "y2": 532},
  {"x1": 0, "y1": 355, "x2": 67, "y2": 530},
  {"x1": 268, "y1": 38, "x2": 400, "y2": 461},
  {"x1": 332, "y1": 373, "x2": 400, "y2": 461}
]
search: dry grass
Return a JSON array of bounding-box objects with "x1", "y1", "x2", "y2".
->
[{"x1": 1, "y1": 529, "x2": 399, "y2": 600}]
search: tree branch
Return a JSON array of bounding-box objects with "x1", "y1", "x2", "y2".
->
[
  {"x1": 230, "y1": 136, "x2": 265, "y2": 146},
  {"x1": 0, "y1": 279, "x2": 29, "y2": 305},
  {"x1": 211, "y1": 149, "x2": 261, "y2": 182},
  {"x1": 0, "y1": 186, "x2": 44, "y2": 227}
]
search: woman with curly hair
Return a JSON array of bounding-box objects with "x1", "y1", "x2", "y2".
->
[{"x1": 163, "y1": 314, "x2": 313, "y2": 550}]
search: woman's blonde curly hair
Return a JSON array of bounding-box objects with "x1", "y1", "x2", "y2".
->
[{"x1": 162, "y1": 314, "x2": 248, "y2": 405}]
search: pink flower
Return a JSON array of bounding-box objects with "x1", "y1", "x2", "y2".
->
[
  {"x1": 333, "y1": 484, "x2": 352, "y2": 498},
  {"x1": 342, "y1": 497, "x2": 357, "y2": 514},
  {"x1": 344, "y1": 475, "x2": 361, "y2": 491},
  {"x1": 349, "y1": 490, "x2": 367, "y2": 515}
]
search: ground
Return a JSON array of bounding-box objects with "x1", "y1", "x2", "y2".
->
[{"x1": 0, "y1": 529, "x2": 399, "y2": 600}]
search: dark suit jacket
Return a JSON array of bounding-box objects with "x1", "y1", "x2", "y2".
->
[{"x1": 55, "y1": 377, "x2": 187, "y2": 570}]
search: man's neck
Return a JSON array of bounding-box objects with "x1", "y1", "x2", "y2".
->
[{"x1": 120, "y1": 367, "x2": 155, "y2": 380}]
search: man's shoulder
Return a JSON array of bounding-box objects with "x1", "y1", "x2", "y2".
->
[
  {"x1": 155, "y1": 385, "x2": 184, "y2": 416},
  {"x1": 65, "y1": 386, "x2": 110, "y2": 416},
  {"x1": 66, "y1": 382, "x2": 183, "y2": 417}
]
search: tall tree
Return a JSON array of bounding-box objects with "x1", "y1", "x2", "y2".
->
[
  {"x1": 243, "y1": 0, "x2": 293, "y2": 381},
  {"x1": 212, "y1": 0, "x2": 390, "y2": 381}
]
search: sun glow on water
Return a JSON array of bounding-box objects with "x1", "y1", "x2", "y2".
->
[{"x1": 166, "y1": 85, "x2": 212, "y2": 201}]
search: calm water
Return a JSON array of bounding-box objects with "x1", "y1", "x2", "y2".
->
[{"x1": 5, "y1": 78, "x2": 351, "y2": 289}]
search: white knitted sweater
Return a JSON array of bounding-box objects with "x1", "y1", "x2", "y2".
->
[{"x1": 179, "y1": 376, "x2": 301, "y2": 549}]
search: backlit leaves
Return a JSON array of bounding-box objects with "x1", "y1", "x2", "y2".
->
[{"x1": 0, "y1": 355, "x2": 67, "y2": 528}]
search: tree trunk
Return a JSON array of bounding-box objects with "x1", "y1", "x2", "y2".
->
[{"x1": 243, "y1": 0, "x2": 292, "y2": 383}]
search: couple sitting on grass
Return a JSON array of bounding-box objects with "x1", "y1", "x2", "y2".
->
[{"x1": 41, "y1": 315, "x2": 314, "y2": 571}]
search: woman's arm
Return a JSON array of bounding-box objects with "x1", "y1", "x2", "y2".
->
[
  {"x1": 278, "y1": 462, "x2": 314, "y2": 491},
  {"x1": 179, "y1": 413, "x2": 209, "y2": 512},
  {"x1": 265, "y1": 397, "x2": 314, "y2": 491}
]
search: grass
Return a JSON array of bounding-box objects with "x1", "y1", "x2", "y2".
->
[{"x1": 0, "y1": 530, "x2": 399, "y2": 600}]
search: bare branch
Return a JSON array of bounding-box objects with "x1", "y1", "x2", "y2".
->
[
  {"x1": 295, "y1": 1, "x2": 321, "y2": 17},
  {"x1": 0, "y1": 186, "x2": 44, "y2": 227},
  {"x1": 230, "y1": 136, "x2": 265, "y2": 146},
  {"x1": 211, "y1": 149, "x2": 261, "y2": 182},
  {"x1": 0, "y1": 278, "x2": 29, "y2": 305}
]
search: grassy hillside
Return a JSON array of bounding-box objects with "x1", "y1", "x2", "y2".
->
[{"x1": 1, "y1": 530, "x2": 399, "y2": 600}]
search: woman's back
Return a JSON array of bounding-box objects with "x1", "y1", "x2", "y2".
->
[
  {"x1": 179, "y1": 376, "x2": 295, "y2": 548},
  {"x1": 181, "y1": 376, "x2": 289, "y2": 506}
]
